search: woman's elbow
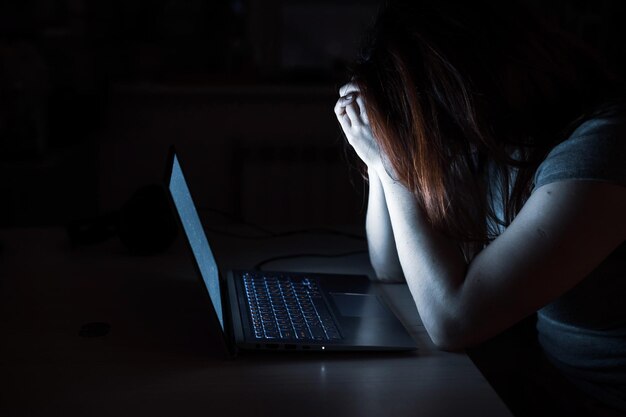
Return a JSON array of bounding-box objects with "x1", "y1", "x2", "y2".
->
[
  {"x1": 371, "y1": 263, "x2": 405, "y2": 283},
  {"x1": 429, "y1": 331, "x2": 467, "y2": 352},
  {"x1": 423, "y1": 313, "x2": 477, "y2": 352}
]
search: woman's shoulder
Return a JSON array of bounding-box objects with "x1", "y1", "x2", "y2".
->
[
  {"x1": 533, "y1": 106, "x2": 626, "y2": 191},
  {"x1": 568, "y1": 103, "x2": 626, "y2": 140}
]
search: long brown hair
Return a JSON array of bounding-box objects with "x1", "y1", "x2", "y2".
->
[{"x1": 351, "y1": 0, "x2": 622, "y2": 251}]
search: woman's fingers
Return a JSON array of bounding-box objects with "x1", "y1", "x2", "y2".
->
[
  {"x1": 335, "y1": 93, "x2": 361, "y2": 125},
  {"x1": 334, "y1": 86, "x2": 382, "y2": 167},
  {"x1": 339, "y1": 82, "x2": 359, "y2": 97},
  {"x1": 356, "y1": 95, "x2": 369, "y2": 124},
  {"x1": 335, "y1": 93, "x2": 355, "y2": 113},
  {"x1": 335, "y1": 99, "x2": 353, "y2": 135},
  {"x1": 335, "y1": 83, "x2": 370, "y2": 144},
  {"x1": 334, "y1": 98, "x2": 347, "y2": 117},
  {"x1": 338, "y1": 82, "x2": 369, "y2": 125},
  {"x1": 345, "y1": 100, "x2": 362, "y2": 127}
]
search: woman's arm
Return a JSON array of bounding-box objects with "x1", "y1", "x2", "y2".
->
[
  {"x1": 334, "y1": 83, "x2": 404, "y2": 282},
  {"x1": 366, "y1": 167, "x2": 405, "y2": 282},
  {"x1": 376, "y1": 160, "x2": 626, "y2": 351},
  {"x1": 375, "y1": 170, "x2": 468, "y2": 348},
  {"x1": 335, "y1": 84, "x2": 626, "y2": 351}
]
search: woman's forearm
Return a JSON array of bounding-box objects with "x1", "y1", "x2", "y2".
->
[
  {"x1": 365, "y1": 168, "x2": 405, "y2": 281},
  {"x1": 376, "y1": 167, "x2": 468, "y2": 348}
]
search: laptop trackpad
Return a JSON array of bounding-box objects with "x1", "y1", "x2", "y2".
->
[{"x1": 331, "y1": 293, "x2": 388, "y2": 318}]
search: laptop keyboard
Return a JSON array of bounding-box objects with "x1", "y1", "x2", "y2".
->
[{"x1": 242, "y1": 272, "x2": 342, "y2": 341}]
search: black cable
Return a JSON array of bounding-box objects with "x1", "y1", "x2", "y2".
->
[{"x1": 253, "y1": 249, "x2": 368, "y2": 271}]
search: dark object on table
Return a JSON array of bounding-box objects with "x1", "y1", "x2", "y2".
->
[{"x1": 67, "y1": 184, "x2": 178, "y2": 255}]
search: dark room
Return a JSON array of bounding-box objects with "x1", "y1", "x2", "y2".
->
[{"x1": 1, "y1": 1, "x2": 626, "y2": 416}]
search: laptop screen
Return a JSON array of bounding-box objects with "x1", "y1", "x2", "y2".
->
[{"x1": 168, "y1": 154, "x2": 224, "y2": 330}]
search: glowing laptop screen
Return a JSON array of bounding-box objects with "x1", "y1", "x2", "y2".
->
[{"x1": 168, "y1": 154, "x2": 224, "y2": 330}]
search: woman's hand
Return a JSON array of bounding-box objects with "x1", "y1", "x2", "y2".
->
[{"x1": 334, "y1": 83, "x2": 384, "y2": 170}]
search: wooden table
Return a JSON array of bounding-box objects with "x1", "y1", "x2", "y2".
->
[{"x1": 0, "y1": 227, "x2": 513, "y2": 417}]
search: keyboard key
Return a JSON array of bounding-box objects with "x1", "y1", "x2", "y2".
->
[
  {"x1": 295, "y1": 329, "x2": 311, "y2": 339},
  {"x1": 243, "y1": 273, "x2": 342, "y2": 342}
]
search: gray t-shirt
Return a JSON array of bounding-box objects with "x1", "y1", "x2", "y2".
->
[{"x1": 530, "y1": 112, "x2": 626, "y2": 411}]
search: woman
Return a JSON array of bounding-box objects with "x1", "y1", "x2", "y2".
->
[{"x1": 334, "y1": 0, "x2": 626, "y2": 414}]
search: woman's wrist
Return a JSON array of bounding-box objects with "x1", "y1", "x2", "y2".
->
[
  {"x1": 366, "y1": 156, "x2": 390, "y2": 180},
  {"x1": 367, "y1": 165, "x2": 381, "y2": 183},
  {"x1": 372, "y1": 162, "x2": 401, "y2": 188}
]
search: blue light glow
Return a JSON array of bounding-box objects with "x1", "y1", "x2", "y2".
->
[{"x1": 169, "y1": 155, "x2": 224, "y2": 329}]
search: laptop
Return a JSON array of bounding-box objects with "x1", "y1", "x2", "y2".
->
[{"x1": 165, "y1": 147, "x2": 417, "y2": 355}]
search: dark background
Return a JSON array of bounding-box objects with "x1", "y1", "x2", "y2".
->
[{"x1": 1, "y1": 0, "x2": 625, "y2": 229}]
